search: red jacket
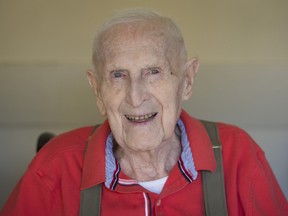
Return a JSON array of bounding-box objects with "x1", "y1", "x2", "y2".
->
[{"x1": 1, "y1": 110, "x2": 287, "y2": 215}]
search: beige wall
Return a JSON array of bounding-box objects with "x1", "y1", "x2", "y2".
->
[
  {"x1": 1, "y1": 0, "x2": 288, "y2": 65},
  {"x1": 1, "y1": 0, "x2": 287, "y2": 208}
]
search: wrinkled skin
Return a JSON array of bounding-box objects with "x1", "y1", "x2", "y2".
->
[{"x1": 87, "y1": 23, "x2": 199, "y2": 180}]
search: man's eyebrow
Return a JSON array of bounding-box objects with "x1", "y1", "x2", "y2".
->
[
  {"x1": 108, "y1": 68, "x2": 128, "y2": 73},
  {"x1": 141, "y1": 66, "x2": 161, "y2": 70}
]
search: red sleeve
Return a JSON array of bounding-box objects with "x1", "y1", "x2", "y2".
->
[
  {"x1": 248, "y1": 150, "x2": 288, "y2": 215},
  {"x1": 1, "y1": 169, "x2": 53, "y2": 216},
  {"x1": 219, "y1": 123, "x2": 288, "y2": 216}
]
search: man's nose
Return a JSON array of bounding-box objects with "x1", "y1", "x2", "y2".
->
[{"x1": 126, "y1": 78, "x2": 149, "y2": 107}]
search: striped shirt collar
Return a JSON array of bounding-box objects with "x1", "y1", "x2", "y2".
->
[
  {"x1": 104, "y1": 119, "x2": 198, "y2": 190},
  {"x1": 80, "y1": 110, "x2": 216, "y2": 190}
]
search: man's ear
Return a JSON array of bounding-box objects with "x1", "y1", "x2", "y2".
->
[
  {"x1": 86, "y1": 70, "x2": 107, "y2": 116},
  {"x1": 182, "y1": 58, "x2": 200, "y2": 101}
]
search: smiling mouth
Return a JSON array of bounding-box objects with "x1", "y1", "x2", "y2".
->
[{"x1": 125, "y1": 112, "x2": 157, "y2": 123}]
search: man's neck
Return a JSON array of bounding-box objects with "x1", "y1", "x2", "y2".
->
[{"x1": 114, "y1": 130, "x2": 182, "y2": 182}]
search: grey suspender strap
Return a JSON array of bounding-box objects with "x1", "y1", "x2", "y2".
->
[
  {"x1": 79, "y1": 122, "x2": 228, "y2": 216},
  {"x1": 200, "y1": 120, "x2": 228, "y2": 216},
  {"x1": 79, "y1": 184, "x2": 102, "y2": 216},
  {"x1": 79, "y1": 125, "x2": 102, "y2": 216}
]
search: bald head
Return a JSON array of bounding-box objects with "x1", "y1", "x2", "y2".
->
[{"x1": 92, "y1": 9, "x2": 188, "y2": 80}]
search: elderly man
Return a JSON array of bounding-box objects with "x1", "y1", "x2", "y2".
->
[{"x1": 1, "y1": 9, "x2": 287, "y2": 216}]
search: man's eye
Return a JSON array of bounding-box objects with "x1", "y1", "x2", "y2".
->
[
  {"x1": 111, "y1": 71, "x2": 125, "y2": 78},
  {"x1": 150, "y1": 69, "x2": 160, "y2": 74}
]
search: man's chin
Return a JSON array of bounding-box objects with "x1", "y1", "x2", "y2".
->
[{"x1": 124, "y1": 135, "x2": 163, "y2": 152}]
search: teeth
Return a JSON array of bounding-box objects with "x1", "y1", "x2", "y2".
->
[{"x1": 125, "y1": 113, "x2": 157, "y2": 122}]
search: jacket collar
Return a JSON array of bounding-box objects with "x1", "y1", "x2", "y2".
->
[
  {"x1": 180, "y1": 110, "x2": 216, "y2": 172},
  {"x1": 81, "y1": 120, "x2": 110, "y2": 189}
]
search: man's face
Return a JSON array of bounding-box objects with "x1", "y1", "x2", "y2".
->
[{"x1": 91, "y1": 26, "x2": 193, "y2": 153}]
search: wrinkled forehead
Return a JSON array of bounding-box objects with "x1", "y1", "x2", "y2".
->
[{"x1": 99, "y1": 23, "x2": 169, "y2": 59}]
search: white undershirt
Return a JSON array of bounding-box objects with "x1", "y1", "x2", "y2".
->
[{"x1": 138, "y1": 176, "x2": 168, "y2": 194}]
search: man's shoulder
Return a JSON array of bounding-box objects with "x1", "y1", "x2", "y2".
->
[
  {"x1": 43, "y1": 126, "x2": 96, "y2": 153},
  {"x1": 29, "y1": 126, "x2": 96, "y2": 171},
  {"x1": 216, "y1": 121, "x2": 263, "y2": 158},
  {"x1": 217, "y1": 121, "x2": 248, "y2": 137},
  {"x1": 217, "y1": 122, "x2": 255, "y2": 144},
  {"x1": 197, "y1": 118, "x2": 254, "y2": 145}
]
